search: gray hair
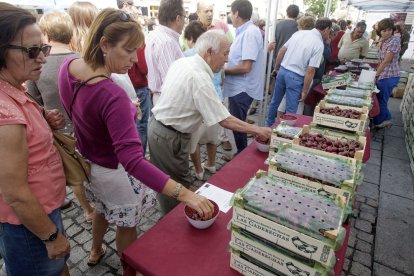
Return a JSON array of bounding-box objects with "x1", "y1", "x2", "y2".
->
[
  {"x1": 194, "y1": 29, "x2": 226, "y2": 55},
  {"x1": 355, "y1": 21, "x2": 367, "y2": 30}
]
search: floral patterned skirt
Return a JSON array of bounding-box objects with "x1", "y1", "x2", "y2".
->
[{"x1": 85, "y1": 163, "x2": 156, "y2": 227}]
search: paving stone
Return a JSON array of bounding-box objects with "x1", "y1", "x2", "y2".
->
[
  {"x1": 358, "y1": 182, "x2": 379, "y2": 200},
  {"x1": 356, "y1": 239, "x2": 372, "y2": 253},
  {"x1": 389, "y1": 98, "x2": 403, "y2": 126},
  {"x1": 380, "y1": 156, "x2": 414, "y2": 200},
  {"x1": 360, "y1": 211, "x2": 376, "y2": 224},
  {"x1": 63, "y1": 218, "x2": 74, "y2": 229},
  {"x1": 367, "y1": 148, "x2": 381, "y2": 166},
  {"x1": 384, "y1": 125, "x2": 405, "y2": 138},
  {"x1": 375, "y1": 193, "x2": 414, "y2": 275},
  {"x1": 82, "y1": 239, "x2": 93, "y2": 252},
  {"x1": 355, "y1": 194, "x2": 366, "y2": 203},
  {"x1": 360, "y1": 204, "x2": 377, "y2": 216},
  {"x1": 370, "y1": 140, "x2": 382, "y2": 151},
  {"x1": 73, "y1": 230, "x2": 92, "y2": 244},
  {"x1": 357, "y1": 231, "x2": 374, "y2": 244},
  {"x1": 374, "y1": 262, "x2": 408, "y2": 276},
  {"x1": 85, "y1": 264, "x2": 110, "y2": 275},
  {"x1": 64, "y1": 207, "x2": 82, "y2": 218},
  {"x1": 66, "y1": 224, "x2": 83, "y2": 237},
  {"x1": 348, "y1": 233, "x2": 357, "y2": 248},
  {"x1": 383, "y1": 136, "x2": 409, "y2": 161},
  {"x1": 366, "y1": 198, "x2": 379, "y2": 208},
  {"x1": 355, "y1": 219, "x2": 372, "y2": 233},
  {"x1": 68, "y1": 267, "x2": 84, "y2": 276},
  {"x1": 346, "y1": 247, "x2": 354, "y2": 258},
  {"x1": 350, "y1": 262, "x2": 372, "y2": 276},
  {"x1": 362, "y1": 164, "x2": 381, "y2": 185},
  {"x1": 343, "y1": 258, "x2": 351, "y2": 272},
  {"x1": 352, "y1": 208, "x2": 359, "y2": 218},
  {"x1": 104, "y1": 229, "x2": 116, "y2": 244},
  {"x1": 353, "y1": 250, "x2": 372, "y2": 267},
  {"x1": 69, "y1": 245, "x2": 88, "y2": 264},
  {"x1": 104, "y1": 253, "x2": 121, "y2": 270}
]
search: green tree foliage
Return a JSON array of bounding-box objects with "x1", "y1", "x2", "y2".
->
[{"x1": 303, "y1": 0, "x2": 337, "y2": 17}]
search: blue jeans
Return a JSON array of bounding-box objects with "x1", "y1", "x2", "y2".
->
[
  {"x1": 0, "y1": 209, "x2": 68, "y2": 276},
  {"x1": 266, "y1": 67, "x2": 304, "y2": 127},
  {"x1": 374, "y1": 77, "x2": 399, "y2": 125},
  {"x1": 135, "y1": 86, "x2": 151, "y2": 155},
  {"x1": 229, "y1": 92, "x2": 253, "y2": 153}
]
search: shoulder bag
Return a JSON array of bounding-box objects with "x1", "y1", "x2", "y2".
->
[{"x1": 29, "y1": 74, "x2": 108, "y2": 187}]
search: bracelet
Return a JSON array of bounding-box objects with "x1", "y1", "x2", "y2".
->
[{"x1": 172, "y1": 183, "x2": 183, "y2": 199}]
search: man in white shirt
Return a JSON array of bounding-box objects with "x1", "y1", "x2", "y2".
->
[
  {"x1": 266, "y1": 18, "x2": 332, "y2": 127},
  {"x1": 148, "y1": 30, "x2": 271, "y2": 214},
  {"x1": 145, "y1": 0, "x2": 185, "y2": 105}
]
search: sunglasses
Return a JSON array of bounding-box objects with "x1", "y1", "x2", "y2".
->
[{"x1": 6, "y1": 44, "x2": 52, "y2": 59}]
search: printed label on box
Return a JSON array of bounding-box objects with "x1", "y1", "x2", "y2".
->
[
  {"x1": 230, "y1": 231, "x2": 326, "y2": 276},
  {"x1": 232, "y1": 207, "x2": 336, "y2": 267}
]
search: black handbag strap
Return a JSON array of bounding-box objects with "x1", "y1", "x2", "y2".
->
[{"x1": 68, "y1": 74, "x2": 109, "y2": 117}]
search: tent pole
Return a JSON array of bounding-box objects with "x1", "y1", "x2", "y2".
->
[
  {"x1": 324, "y1": 0, "x2": 332, "y2": 17},
  {"x1": 260, "y1": 0, "x2": 279, "y2": 127}
]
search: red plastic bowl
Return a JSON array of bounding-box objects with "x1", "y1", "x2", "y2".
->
[
  {"x1": 280, "y1": 114, "x2": 298, "y2": 126},
  {"x1": 184, "y1": 200, "x2": 219, "y2": 229}
]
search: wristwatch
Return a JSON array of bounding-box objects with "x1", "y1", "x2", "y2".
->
[{"x1": 41, "y1": 228, "x2": 59, "y2": 242}]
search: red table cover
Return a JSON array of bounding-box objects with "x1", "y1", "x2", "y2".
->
[{"x1": 121, "y1": 115, "x2": 363, "y2": 276}]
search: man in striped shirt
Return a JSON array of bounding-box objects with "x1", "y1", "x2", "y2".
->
[
  {"x1": 148, "y1": 31, "x2": 271, "y2": 215},
  {"x1": 145, "y1": 0, "x2": 185, "y2": 106}
]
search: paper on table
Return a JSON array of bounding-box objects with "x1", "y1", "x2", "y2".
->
[
  {"x1": 359, "y1": 69, "x2": 376, "y2": 84},
  {"x1": 195, "y1": 183, "x2": 233, "y2": 213}
]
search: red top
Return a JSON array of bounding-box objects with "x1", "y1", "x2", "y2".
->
[
  {"x1": 331, "y1": 31, "x2": 345, "y2": 61},
  {"x1": 128, "y1": 46, "x2": 148, "y2": 89}
]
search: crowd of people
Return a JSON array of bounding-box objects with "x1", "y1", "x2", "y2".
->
[{"x1": 0, "y1": 0, "x2": 408, "y2": 274}]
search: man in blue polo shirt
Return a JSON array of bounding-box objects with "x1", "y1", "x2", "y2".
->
[
  {"x1": 266, "y1": 17, "x2": 332, "y2": 127},
  {"x1": 224, "y1": 0, "x2": 265, "y2": 154}
]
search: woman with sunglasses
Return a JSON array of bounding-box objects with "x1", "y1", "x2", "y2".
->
[
  {"x1": 0, "y1": 3, "x2": 70, "y2": 275},
  {"x1": 58, "y1": 8, "x2": 214, "y2": 266}
]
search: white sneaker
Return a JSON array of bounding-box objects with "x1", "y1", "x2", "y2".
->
[
  {"x1": 195, "y1": 168, "x2": 204, "y2": 180},
  {"x1": 202, "y1": 163, "x2": 216, "y2": 173}
]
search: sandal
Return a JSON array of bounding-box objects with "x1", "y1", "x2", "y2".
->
[
  {"x1": 87, "y1": 245, "x2": 107, "y2": 266},
  {"x1": 84, "y1": 210, "x2": 95, "y2": 223}
]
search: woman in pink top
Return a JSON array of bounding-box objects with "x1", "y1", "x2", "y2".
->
[
  {"x1": 58, "y1": 9, "x2": 213, "y2": 267},
  {"x1": 0, "y1": 3, "x2": 70, "y2": 275}
]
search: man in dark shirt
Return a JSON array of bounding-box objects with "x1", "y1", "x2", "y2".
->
[{"x1": 273, "y1": 4, "x2": 299, "y2": 61}]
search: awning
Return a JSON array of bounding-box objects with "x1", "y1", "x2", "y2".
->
[{"x1": 346, "y1": 0, "x2": 414, "y2": 12}]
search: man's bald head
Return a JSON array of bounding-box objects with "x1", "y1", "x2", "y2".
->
[{"x1": 197, "y1": 0, "x2": 214, "y2": 28}]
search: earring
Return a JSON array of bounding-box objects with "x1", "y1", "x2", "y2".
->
[{"x1": 103, "y1": 53, "x2": 107, "y2": 57}]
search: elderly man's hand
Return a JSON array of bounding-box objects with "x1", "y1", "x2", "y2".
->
[
  {"x1": 256, "y1": 126, "x2": 272, "y2": 142},
  {"x1": 45, "y1": 109, "x2": 65, "y2": 130}
]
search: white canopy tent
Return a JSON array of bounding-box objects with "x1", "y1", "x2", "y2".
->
[
  {"x1": 2, "y1": 0, "x2": 117, "y2": 10},
  {"x1": 345, "y1": 0, "x2": 414, "y2": 12}
]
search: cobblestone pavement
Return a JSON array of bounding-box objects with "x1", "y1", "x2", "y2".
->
[{"x1": 1, "y1": 99, "x2": 412, "y2": 276}]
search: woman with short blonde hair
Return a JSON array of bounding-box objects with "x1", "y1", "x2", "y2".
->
[{"x1": 68, "y1": 1, "x2": 98, "y2": 53}]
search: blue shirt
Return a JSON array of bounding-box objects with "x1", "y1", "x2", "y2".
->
[
  {"x1": 184, "y1": 48, "x2": 223, "y2": 101},
  {"x1": 223, "y1": 21, "x2": 265, "y2": 100}
]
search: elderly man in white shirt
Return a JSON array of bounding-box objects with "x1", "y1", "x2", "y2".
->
[
  {"x1": 266, "y1": 17, "x2": 332, "y2": 127},
  {"x1": 148, "y1": 30, "x2": 272, "y2": 215}
]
